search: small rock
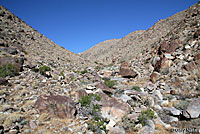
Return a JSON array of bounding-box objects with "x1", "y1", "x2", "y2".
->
[
  {"x1": 163, "y1": 107, "x2": 181, "y2": 116},
  {"x1": 108, "y1": 126, "x2": 125, "y2": 134}
]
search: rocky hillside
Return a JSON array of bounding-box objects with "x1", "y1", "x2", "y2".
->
[
  {"x1": 0, "y1": 5, "x2": 90, "y2": 72},
  {"x1": 80, "y1": 5, "x2": 193, "y2": 65},
  {"x1": 0, "y1": 2, "x2": 200, "y2": 134}
]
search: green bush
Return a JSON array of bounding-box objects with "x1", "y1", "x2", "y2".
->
[
  {"x1": 81, "y1": 70, "x2": 88, "y2": 74},
  {"x1": 0, "y1": 64, "x2": 19, "y2": 78},
  {"x1": 132, "y1": 86, "x2": 141, "y2": 91},
  {"x1": 39, "y1": 65, "x2": 51, "y2": 75},
  {"x1": 79, "y1": 94, "x2": 107, "y2": 132},
  {"x1": 104, "y1": 79, "x2": 117, "y2": 88},
  {"x1": 138, "y1": 108, "x2": 156, "y2": 126},
  {"x1": 60, "y1": 70, "x2": 65, "y2": 79},
  {"x1": 79, "y1": 94, "x2": 101, "y2": 107}
]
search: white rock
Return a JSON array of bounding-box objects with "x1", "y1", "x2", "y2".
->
[
  {"x1": 160, "y1": 100, "x2": 169, "y2": 107},
  {"x1": 106, "y1": 119, "x2": 116, "y2": 130},
  {"x1": 185, "y1": 44, "x2": 191, "y2": 49},
  {"x1": 164, "y1": 53, "x2": 175, "y2": 59}
]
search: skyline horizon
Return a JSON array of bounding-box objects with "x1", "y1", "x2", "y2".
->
[{"x1": 1, "y1": 0, "x2": 198, "y2": 53}]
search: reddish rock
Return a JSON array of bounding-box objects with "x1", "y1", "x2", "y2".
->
[
  {"x1": 35, "y1": 95, "x2": 76, "y2": 119},
  {"x1": 173, "y1": 77, "x2": 182, "y2": 88},
  {"x1": 150, "y1": 72, "x2": 160, "y2": 83},
  {"x1": 154, "y1": 57, "x2": 171, "y2": 74},
  {"x1": 160, "y1": 41, "x2": 178, "y2": 53},
  {"x1": 96, "y1": 82, "x2": 114, "y2": 93},
  {"x1": 170, "y1": 90, "x2": 176, "y2": 95},
  {"x1": 184, "y1": 61, "x2": 197, "y2": 71},
  {"x1": 119, "y1": 62, "x2": 137, "y2": 78},
  {"x1": 194, "y1": 53, "x2": 200, "y2": 61}
]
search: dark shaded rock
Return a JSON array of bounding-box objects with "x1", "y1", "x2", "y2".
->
[
  {"x1": 194, "y1": 29, "x2": 200, "y2": 38},
  {"x1": 183, "y1": 98, "x2": 200, "y2": 119},
  {"x1": 35, "y1": 95, "x2": 76, "y2": 119},
  {"x1": 154, "y1": 57, "x2": 171, "y2": 74},
  {"x1": 0, "y1": 78, "x2": 9, "y2": 85},
  {"x1": 0, "y1": 57, "x2": 24, "y2": 72},
  {"x1": 96, "y1": 82, "x2": 114, "y2": 93},
  {"x1": 119, "y1": 62, "x2": 137, "y2": 78}
]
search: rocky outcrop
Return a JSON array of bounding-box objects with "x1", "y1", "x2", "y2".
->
[
  {"x1": 35, "y1": 95, "x2": 76, "y2": 119},
  {"x1": 119, "y1": 62, "x2": 137, "y2": 78}
]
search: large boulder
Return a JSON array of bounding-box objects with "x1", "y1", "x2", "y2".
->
[
  {"x1": 99, "y1": 93, "x2": 131, "y2": 122},
  {"x1": 119, "y1": 62, "x2": 137, "y2": 78},
  {"x1": 183, "y1": 98, "x2": 200, "y2": 119},
  {"x1": 35, "y1": 95, "x2": 76, "y2": 119}
]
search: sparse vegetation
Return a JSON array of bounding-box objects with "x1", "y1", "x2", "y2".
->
[
  {"x1": 39, "y1": 65, "x2": 51, "y2": 75},
  {"x1": 132, "y1": 86, "x2": 141, "y2": 91},
  {"x1": 138, "y1": 108, "x2": 156, "y2": 126},
  {"x1": 122, "y1": 116, "x2": 137, "y2": 132},
  {"x1": 0, "y1": 64, "x2": 19, "y2": 78},
  {"x1": 79, "y1": 94, "x2": 106, "y2": 133},
  {"x1": 81, "y1": 70, "x2": 88, "y2": 74},
  {"x1": 104, "y1": 79, "x2": 117, "y2": 88},
  {"x1": 105, "y1": 63, "x2": 114, "y2": 67},
  {"x1": 60, "y1": 70, "x2": 65, "y2": 79}
]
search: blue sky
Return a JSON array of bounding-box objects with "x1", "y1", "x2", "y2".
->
[{"x1": 1, "y1": 0, "x2": 198, "y2": 53}]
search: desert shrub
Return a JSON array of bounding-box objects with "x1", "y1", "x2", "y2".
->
[
  {"x1": 122, "y1": 116, "x2": 136, "y2": 132},
  {"x1": 131, "y1": 86, "x2": 141, "y2": 91},
  {"x1": 60, "y1": 70, "x2": 65, "y2": 79},
  {"x1": 81, "y1": 70, "x2": 88, "y2": 74},
  {"x1": 104, "y1": 79, "x2": 117, "y2": 88},
  {"x1": 0, "y1": 64, "x2": 19, "y2": 77},
  {"x1": 138, "y1": 108, "x2": 156, "y2": 126},
  {"x1": 79, "y1": 94, "x2": 107, "y2": 133},
  {"x1": 39, "y1": 65, "x2": 51, "y2": 75}
]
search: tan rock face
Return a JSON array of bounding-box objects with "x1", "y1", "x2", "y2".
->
[
  {"x1": 119, "y1": 62, "x2": 137, "y2": 78},
  {"x1": 35, "y1": 95, "x2": 76, "y2": 118},
  {"x1": 99, "y1": 93, "x2": 131, "y2": 122},
  {"x1": 150, "y1": 72, "x2": 160, "y2": 83},
  {"x1": 95, "y1": 82, "x2": 114, "y2": 93},
  {"x1": 184, "y1": 61, "x2": 197, "y2": 71}
]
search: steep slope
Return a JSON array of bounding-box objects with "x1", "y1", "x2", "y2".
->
[
  {"x1": 80, "y1": 38, "x2": 120, "y2": 63},
  {"x1": 0, "y1": 5, "x2": 89, "y2": 71},
  {"x1": 81, "y1": 5, "x2": 192, "y2": 64}
]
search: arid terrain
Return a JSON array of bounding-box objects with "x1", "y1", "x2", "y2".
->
[{"x1": 0, "y1": 2, "x2": 200, "y2": 134}]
